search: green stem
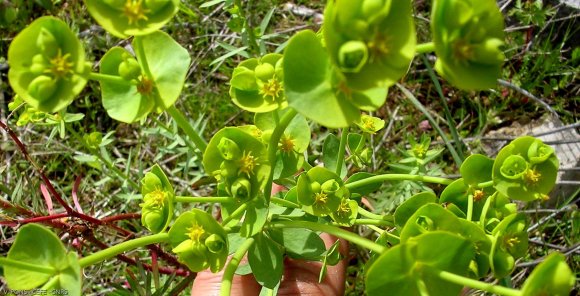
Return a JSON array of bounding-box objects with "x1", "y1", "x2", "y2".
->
[
  {"x1": 264, "y1": 109, "x2": 298, "y2": 202},
  {"x1": 434, "y1": 269, "x2": 521, "y2": 296},
  {"x1": 88, "y1": 72, "x2": 129, "y2": 85},
  {"x1": 420, "y1": 54, "x2": 465, "y2": 164},
  {"x1": 79, "y1": 233, "x2": 170, "y2": 268},
  {"x1": 222, "y1": 203, "x2": 249, "y2": 226},
  {"x1": 175, "y1": 196, "x2": 236, "y2": 204},
  {"x1": 352, "y1": 219, "x2": 393, "y2": 227},
  {"x1": 166, "y1": 106, "x2": 208, "y2": 154},
  {"x1": 0, "y1": 257, "x2": 56, "y2": 274},
  {"x1": 466, "y1": 194, "x2": 474, "y2": 221},
  {"x1": 271, "y1": 197, "x2": 299, "y2": 208},
  {"x1": 346, "y1": 174, "x2": 454, "y2": 191},
  {"x1": 268, "y1": 220, "x2": 385, "y2": 254},
  {"x1": 220, "y1": 238, "x2": 255, "y2": 296},
  {"x1": 479, "y1": 192, "x2": 495, "y2": 226},
  {"x1": 477, "y1": 180, "x2": 494, "y2": 188},
  {"x1": 335, "y1": 129, "x2": 348, "y2": 176},
  {"x1": 358, "y1": 206, "x2": 387, "y2": 221},
  {"x1": 415, "y1": 42, "x2": 435, "y2": 54}
]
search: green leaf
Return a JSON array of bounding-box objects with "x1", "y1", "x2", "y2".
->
[
  {"x1": 521, "y1": 252, "x2": 575, "y2": 296},
  {"x1": 85, "y1": 0, "x2": 180, "y2": 38},
  {"x1": 460, "y1": 154, "x2": 493, "y2": 185},
  {"x1": 269, "y1": 228, "x2": 326, "y2": 260},
  {"x1": 248, "y1": 233, "x2": 284, "y2": 289},
  {"x1": 241, "y1": 195, "x2": 268, "y2": 237},
  {"x1": 394, "y1": 191, "x2": 437, "y2": 228},
  {"x1": 366, "y1": 231, "x2": 475, "y2": 296},
  {"x1": 322, "y1": 133, "x2": 347, "y2": 178},
  {"x1": 284, "y1": 30, "x2": 360, "y2": 128}
]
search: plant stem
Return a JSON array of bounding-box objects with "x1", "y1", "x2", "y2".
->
[
  {"x1": 477, "y1": 180, "x2": 494, "y2": 188},
  {"x1": 264, "y1": 109, "x2": 298, "y2": 202},
  {"x1": 358, "y1": 206, "x2": 387, "y2": 221},
  {"x1": 175, "y1": 196, "x2": 236, "y2": 204},
  {"x1": 79, "y1": 233, "x2": 170, "y2": 268},
  {"x1": 0, "y1": 257, "x2": 56, "y2": 274},
  {"x1": 434, "y1": 269, "x2": 521, "y2": 296},
  {"x1": 479, "y1": 192, "x2": 495, "y2": 226},
  {"x1": 166, "y1": 106, "x2": 208, "y2": 154},
  {"x1": 352, "y1": 219, "x2": 393, "y2": 227},
  {"x1": 220, "y1": 238, "x2": 255, "y2": 296},
  {"x1": 222, "y1": 202, "x2": 249, "y2": 226},
  {"x1": 271, "y1": 197, "x2": 299, "y2": 208},
  {"x1": 467, "y1": 194, "x2": 474, "y2": 221},
  {"x1": 346, "y1": 174, "x2": 454, "y2": 190},
  {"x1": 415, "y1": 42, "x2": 435, "y2": 54},
  {"x1": 268, "y1": 220, "x2": 386, "y2": 254},
  {"x1": 88, "y1": 72, "x2": 128, "y2": 85},
  {"x1": 335, "y1": 129, "x2": 348, "y2": 176}
]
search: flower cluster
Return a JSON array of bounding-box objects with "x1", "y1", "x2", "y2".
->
[
  {"x1": 168, "y1": 209, "x2": 228, "y2": 272},
  {"x1": 139, "y1": 165, "x2": 174, "y2": 233},
  {"x1": 297, "y1": 167, "x2": 357, "y2": 226}
]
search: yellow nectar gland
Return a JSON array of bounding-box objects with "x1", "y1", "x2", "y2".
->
[
  {"x1": 412, "y1": 145, "x2": 427, "y2": 158},
  {"x1": 314, "y1": 192, "x2": 328, "y2": 206},
  {"x1": 279, "y1": 135, "x2": 295, "y2": 153},
  {"x1": 473, "y1": 190, "x2": 485, "y2": 202},
  {"x1": 187, "y1": 224, "x2": 206, "y2": 242},
  {"x1": 368, "y1": 33, "x2": 391, "y2": 60},
  {"x1": 239, "y1": 151, "x2": 258, "y2": 176},
  {"x1": 259, "y1": 78, "x2": 283, "y2": 101},
  {"x1": 124, "y1": 0, "x2": 150, "y2": 25},
  {"x1": 362, "y1": 118, "x2": 375, "y2": 131},
  {"x1": 504, "y1": 236, "x2": 520, "y2": 249},
  {"x1": 47, "y1": 49, "x2": 74, "y2": 79},
  {"x1": 337, "y1": 200, "x2": 351, "y2": 217},
  {"x1": 452, "y1": 39, "x2": 473, "y2": 62},
  {"x1": 147, "y1": 189, "x2": 167, "y2": 208},
  {"x1": 137, "y1": 76, "x2": 154, "y2": 95},
  {"x1": 524, "y1": 169, "x2": 541, "y2": 185}
]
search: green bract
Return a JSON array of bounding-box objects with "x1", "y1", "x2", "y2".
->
[
  {"x1": 283, "y1": 30, "x2": 388, "y2": 128},
  {"x1": 99, "y1": 31, "x2": 190, "y2": 123},
  {"x1": 203, "y1": 127, "x2": 270, "y2": 201},
  {"x1": 492, "y1": 137, "x2": 559, "y2": 201},
  {"x1": 521, "y1": 252, "x2": 576, "y2": 296},
  {"x1": 432, "y1": 0, "x2": 505, "y2": 90},
  {"x1": 139, "y1": 165, "x2": 175, "y2": 233},
  {"x1": 355, "y1": 115, "x2": 385, "y2": 134},
  {"x1": 324, "y1": 0, "x2": 416, "y2": 90},
  {"x1": 85, "y1": 0, "x2": 180, "y2": 38},
  {"x1": 2, "y1": 224, "x2": 81, "y2": 296},
  {"x1": 490, "y1": 213, "x2": 528, "y2": 278},
  {"x1": 168, "y1": 209, "x2": 228, "y2": 272},
  {"x1": 8, "y1": 16, "x2": 90, "y2": 113},
  {"x1": 230, "y1": 54, "x2": 287, "y2": 112}
]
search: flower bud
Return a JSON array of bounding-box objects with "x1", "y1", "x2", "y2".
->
[
  {"x1": 254, "y1": 63, "x2": 275, "y2": 81},
  {"x1": 118, "y1": 57, "x2": 141, "y2": 81},
  {"x1": 27, "y1": 75, "x2": 56, "y2": 102},
  {"x1": 230, "y1": 177, "x2": 252, "y2": 201},
  {"x1": 338, "y1": 41, "x2": 368, "y2": 73},
  {"x1": 321, "y1": 179, "x2": 340, "y2": 193},
  {"x1": 218, "y1": 137, "x2": 241, "y2": 160},
  {"x1": 499, "y1": 155, "x2": 528, "y2": 180},
  {"x1": 310, "y1": 181, "x2": 321, "y2": 194},
  {"x1": 142, "y1": 208, "x2": 164, "y2": 233},
  {"x1": 205, "y1": 234, "x2": 226, "y2": 254}
]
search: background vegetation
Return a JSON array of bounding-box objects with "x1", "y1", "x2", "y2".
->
[{"x1": 0, "y1": 0, "x2": 578, "y2": 294}]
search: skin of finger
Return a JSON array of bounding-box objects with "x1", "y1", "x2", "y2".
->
[{"x1": 191, "y1": 234, "x2": 349, "y2": 296}]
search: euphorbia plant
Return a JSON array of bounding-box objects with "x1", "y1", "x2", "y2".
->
[{"x1": 0, "y1": 0, "x2": 575, "y2": 296}]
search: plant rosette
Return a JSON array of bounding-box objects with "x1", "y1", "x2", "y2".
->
[
  {"x1": 139, "y1": 164, "x2": 175, "y2": 233},
  {"x1": 296, "y1": 167, "x2": 357, "y2": 225},
  {"x1": 98, "y1": 30, "x2": 190, "y2": 123},
  {"x1": 431, "y1": 0, "x2": 505, "y2": 90},
  {"x1": 230, "y1": 53, "x2": 287, "y2": 112},
  {"x1": 168, "y1": 209, "x2": 228, "y2": 273},
  {"x1": 8, "y1": 16, "x2": 91, "y2": 113},
  {"x1": 203, "y1": 127, "x2": 270, "y2": 202},
  {"x1": 323, "y1": 0, "x2": 416, "y2": 90},
  {"x1": 492, "y1": 136, "x2": 559, "y2": 202},
  {"x1": 85, "y1": 0, "x2": 180, "y2": 38}
]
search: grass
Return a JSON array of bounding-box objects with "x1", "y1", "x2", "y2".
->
[{"x1": 0, "y1": 0, "x2": 578, "y2": 295}]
